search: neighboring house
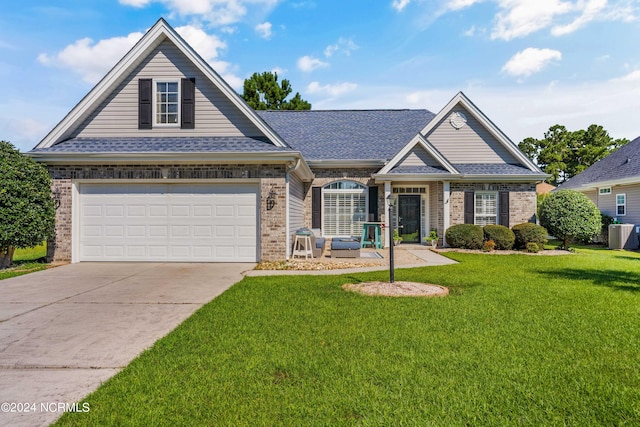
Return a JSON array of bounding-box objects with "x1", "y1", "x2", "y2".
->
[
  {"x1": 536, "y1": 182, "x2": 556, "y2": 195},
  {"x1": 557, "y1": 135, "x2": 640, "y2": 224},
  {"x1": 29, "y1": 19, "x2": 546, "y2": 263}
]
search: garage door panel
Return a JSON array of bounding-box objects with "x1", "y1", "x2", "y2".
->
[{"x1": 79, "y1": 184, "x2": 258, "y2": 262}]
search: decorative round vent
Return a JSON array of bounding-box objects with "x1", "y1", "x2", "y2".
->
[{"x1": 450, "y1": 112, "x2": 467, "y2": 129}]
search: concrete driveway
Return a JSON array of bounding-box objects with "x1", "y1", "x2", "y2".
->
[{"x1": 0, "y1": 262, "x2": 254, "y2": 427}]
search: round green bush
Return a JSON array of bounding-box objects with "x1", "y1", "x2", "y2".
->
[
  {"x1": 511, "y1": 223, "x2": 548, "y2": 250},
  {"x1": 525, "y1": 242, "x2": 540, "y2": 253},
  {"x1": 483, "y1": 224, "x2": 515, "y2": 250},
  {"x1": 538, "y1": 190, "x2": 601, "y2": 249},
  {"x1": 445, "y1": 224, "x2": 483, "y2": 249}
]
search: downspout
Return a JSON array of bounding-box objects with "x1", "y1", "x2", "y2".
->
[
  {"x1": 285, "y1": 157, "x2": 302, "y2": 260},
  {"x1": 384, "y1": 181, "x2": 392, "y2": 248},
  {"x1": 443, "y1": 181, "x2": 450, "y2": 247}
]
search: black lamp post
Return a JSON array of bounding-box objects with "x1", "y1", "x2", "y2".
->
[{"x1": 387, "y1": 194, "x2": 396, "y2": 284}]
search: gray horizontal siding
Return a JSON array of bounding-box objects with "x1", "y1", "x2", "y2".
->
[
  {"x1": 596, "y1": 184, "x2": 640, "y2": 225},
  {"x1": 398, "y1": 145, "x2": 441, "y2": 168},
  {"x1": 426, "y1": 106, "x2": 518, "y2": 164},
  {"x1": 74, "y1": 40, "x2": 263, "y2": 138}
]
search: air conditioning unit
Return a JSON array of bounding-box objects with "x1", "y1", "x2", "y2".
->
[{"x1": 608, "y1": 224, "x2": 638, "y2": 250}]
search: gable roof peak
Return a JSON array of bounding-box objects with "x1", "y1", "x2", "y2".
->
[{"x1": 35, "y1": 18, "x2": 288, "y2": 150}]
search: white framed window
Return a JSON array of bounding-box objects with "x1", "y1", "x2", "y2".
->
[
  {"x1": 599, "y1": 187, "x2": 612, "y2": 195},
  {"x1": 154, "y1": 80, "x2": 180, "y2": 125},
  {"x1": 616, "y1": 193, "x2": 626, "y2": 216},
  {"x1": 475, "y1": 192, "x2": 498, "y2": 226},
  {"x1": 322, "y1": 181, "x2": 367, "y2": 237}
]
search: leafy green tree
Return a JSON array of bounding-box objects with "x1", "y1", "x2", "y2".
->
[
  {"x1": 242, "y1": 71, "x2": 311, "y2": 110},
  {"x1": 538, "y1": 190, "x2": 601, "y2": 250},
  {"x1": 519, "y1": 124, "x2": 628, "y2": 185},
  {"x1": 0, "y1": 141, "x2": 55, "y2": 269}
]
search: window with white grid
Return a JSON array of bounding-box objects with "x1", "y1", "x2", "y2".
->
[
  {"x1": 616, "y1": 193, "x2": 626, "y2": 216},
  {"x1": 475, "y1": 192, "x2": 498, "y2": 226},
  {"x1": 155, "y1": 81, "x2": 179, "y2": 125},
  {"x1": 322, "y1": 181, "x2": 367, "y2": 237}
]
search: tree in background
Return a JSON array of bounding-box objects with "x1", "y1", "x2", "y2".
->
[
  {"x1": 538, "y1": 190, "x2": 601, "y2": 250},
  {"x1": 519, "y1": 124, "x2": 629, "y2": 186},
  {"x1": 0, "y1": 141, "x2": 55, "y2": 269},
  {"x1": 242, "y1": 72, "x2": 311, "y2": 110}
]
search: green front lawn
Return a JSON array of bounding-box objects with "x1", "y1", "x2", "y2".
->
[
  {"x1": 57, "y1": 247, "x2": 640, "y2": 426},
  {"x1": 0, "y1": 243, "x2": 47, "y2": 280}
]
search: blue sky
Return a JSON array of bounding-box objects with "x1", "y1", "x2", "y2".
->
[{"x1": 2, "y1": 0, "x2": 640, "y2": 152}]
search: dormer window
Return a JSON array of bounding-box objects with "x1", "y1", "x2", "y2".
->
[{"x1": 155, "y1": 81, "x2": 179, "y2": 125}]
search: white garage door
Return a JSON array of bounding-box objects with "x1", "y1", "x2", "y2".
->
[{"x1": 78, "y1": 183, "x2": 258, "y2": 262}]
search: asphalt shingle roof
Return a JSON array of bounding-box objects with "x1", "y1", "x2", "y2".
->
[
  {"x1": 32, "y1": 136, "x2": 289, "y2": 153},
  {"x1": 453, "y1": 163, "x2": 541, "y2": 175},
  {"x1": 558, "y1": 136, "x2": 640, "y2": 189},
  {"x1": 389, "y1": 165, "x2": 451, "y2": 174},
  {"x1": 258, "y1": 109, "x2": 436, "y2": 161},
  {"x1": 388, "y1": 163, "x2": 539, "y2": 176}
]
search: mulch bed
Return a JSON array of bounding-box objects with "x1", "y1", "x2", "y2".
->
[{"x1": 343, "y1": 281, "x2": 449, "y2": 297}]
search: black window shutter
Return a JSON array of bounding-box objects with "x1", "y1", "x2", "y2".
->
[
  {"x1": 464, "y1": 192, "x2": 475, "y2": 224},
  {"x1": 499, "y1": 191, "x2": 510, "y2": 227},
  {"x1": 138, "y1": 79, "x2": 153, "y2": 129},
  {"x1": 311, "y1": 187, "x2": 322, "y2": 229},
  {"x1": 368, "y1": 186, "x2": 378, "y2": 221},
  {"x1": 181, "y1": 78, "x2": 195, "y2": 129}
]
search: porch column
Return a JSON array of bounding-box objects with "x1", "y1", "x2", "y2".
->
[
  {"x1": 443, "y1": 181, "x2": 450, "y2": 247},
  {"x1": 384, "y1": 181, "x2": 392, "y2": 248}
]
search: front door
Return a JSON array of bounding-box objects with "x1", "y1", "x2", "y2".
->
[{"x1": 398, "y1": 195, "x2": 420, "y2": 243}]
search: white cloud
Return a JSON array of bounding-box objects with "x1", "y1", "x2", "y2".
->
[
  {"x1": 502, "y1": 47, "x2": 562, "y2": 78},
  {"x1": 312, "y1": 76, "x2": 640, "y2": 143},
  {"x1": 119, "y1": 0, "x2": 151, "y2": 6},
  {"x1": 611, "y1": 69, "x2": 640, "y2": 82},
  {"x1": 491, "y1": 0, "x2": 574, "y2": 40},
  {"x1": 37, "y1": 32, "x2": 144, "y2": 84},
  {"x1": 306, "y1": 81, "x2": 358, "y2": 97},
  {"x1": 297, "y1": 55, "x2": 329, "y2": 72},
  {"x1": 446, "y1": 0, "x2": 484, "y2": 11},
  {"x1": 255, "y1": 22, "x2": 272, "y2": 39},
  {"x1": 392, "y1": 0, "x2": 411, "y2": 12},
  {"x1": 551, "y1": 0, "x2": 607, "y2": 36},
  {"x1": 489, "y1": 0, "x2": 636, "y2": 40},
  {"x1": 37, "y1": 25, "x2": 239, "y2": 87},
  {"x1": 119, "y1": 0, "x2": 280, "y2": 26},
  {"x1": 324, "y1": 37, "x2": 358, "y2": 57},
  {"x1": 271, "y1": 66, "x2": 287, "y2": 75}
]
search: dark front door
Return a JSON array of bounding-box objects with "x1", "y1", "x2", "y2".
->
[{"x1": 398, "y1": 195, "x2": 420, "y2": 243}]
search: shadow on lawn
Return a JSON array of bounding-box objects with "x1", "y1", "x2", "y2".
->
[{"x1": 542, "y1": 268, "x2": 640, "y2": 293}]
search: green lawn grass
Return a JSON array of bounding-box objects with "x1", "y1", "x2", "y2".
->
[
  {"x1": 56, "y1": 247, "x2": 640, "y2": 426},
  {"x1": 0, "y1": 243, "x2": 47, "y2": 280}
]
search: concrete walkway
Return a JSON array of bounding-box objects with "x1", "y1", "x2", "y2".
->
[
  {"x1": 246, "y1": 246, "x2": 456, "y2": 276},
  {"x1": 0, "y1": 262, "x2": 254, "y2": 427}
]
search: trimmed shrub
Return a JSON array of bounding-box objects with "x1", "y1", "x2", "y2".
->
[
  {"x1": 482, "y1": 240, "x2": 496, "y2": 252},
  {"x1": 483, "y1": 224, "x2": 515, "y2": 250},
  {"x1": 599, "y1": 213, "x2": 615, "y2": 245},
  {"x1": 539, "y1": 190, "x2": 601, "y2": 249},
  {"x1": 526, "y1": 242, "x2": 540, "y2": 253},
  {"x1": 512, "y1": 223, "x2": 548, "y2": 250},
  {"x1": 445, "y1": 224, "x2": 483, "y2": 249}
]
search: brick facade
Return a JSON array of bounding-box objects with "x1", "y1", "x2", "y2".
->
[
  {"x1": 449, "y1": 182, "x2": 537, "y2": 227},
  {"x1": 46, "y1": 162, "x2": 539, "y2": 261},
  {"x1": 46, "y1": 164, "x2": 288, "y2": 262}
]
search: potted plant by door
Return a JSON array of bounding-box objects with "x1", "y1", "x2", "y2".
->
[
  {"x1": 424, "y1": 229, "x2": 438, "y2": 248},
  {"x1": 393, "y1": 229, "x2": 403, "y2": 246}
]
